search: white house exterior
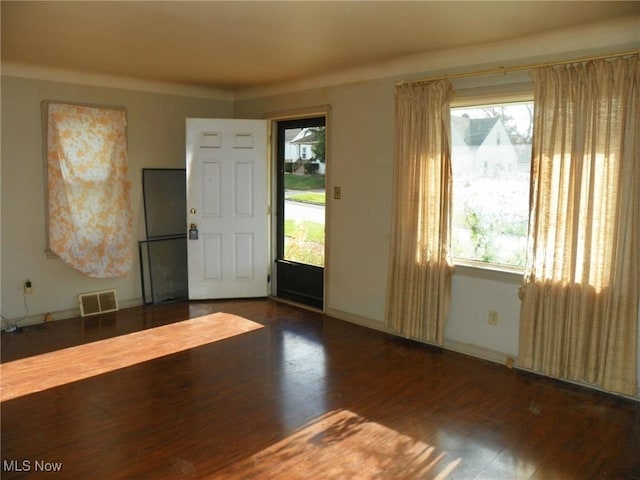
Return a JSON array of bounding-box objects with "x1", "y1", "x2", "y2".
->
[
  {"x1": 286, "y1": 127, "x2": 325, "y2": 174},
  {"x1": 451, "y1": 115, "x2": 520, "y2": 179}
]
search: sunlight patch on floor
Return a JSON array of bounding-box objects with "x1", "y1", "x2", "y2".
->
[
  {"x1": 0, "y1": 312, "x2": 263, "y2": 402},
  {"x1": 216, "y1": 409, "x2": 462, "y2": 479}
]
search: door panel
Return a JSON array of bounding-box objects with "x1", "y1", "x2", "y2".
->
[
  {"x1": 186, "y1": 118, "x2": 268, "y2": 299},
  {"x1": 277, "y1": 261, "x2": 324, "y2": 309},
  {"x1": 234, "y1": 160, "x2": 254, "y2": 215},
  {"x1": 202, "y1": 161, "x2": 222, "y2": 216},
  {"x1": 203, "y1": 234, "x2": 222, "y2": 280}
]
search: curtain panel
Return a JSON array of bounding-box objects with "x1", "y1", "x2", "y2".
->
[
  {"x1": 519, "y1": 55, "x2": 640, "y2": 396},
  {"x1": 47, "y1": 103, "x2": 133, "y2": 278},
  {"x1": 385, "y1": 80, "x2": 455, "y2": 345}
]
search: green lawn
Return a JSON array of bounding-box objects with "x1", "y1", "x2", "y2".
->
[
  {"x1": 283, "y1": 219, "x2": 325, "y2": 266},
  {"x1": 284, "y1": 174, "x2": 325, "y2": 190},
  {"x1": 284, "y1": 219, "x2": 324, "y2": 243},
  {"x1": 287, "y1": 192, "x2": 325, "y2": 205}
]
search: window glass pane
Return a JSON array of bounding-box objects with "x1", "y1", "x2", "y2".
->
[
  {"x1": 451, "y1": 101, "x2": 533, "y2": 268},
  {"x1": 282, "y1": 125, "x2": 325, "y2": 267}
]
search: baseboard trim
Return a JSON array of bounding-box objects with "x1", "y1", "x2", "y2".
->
[
  {"x1": 326, "y1": 307, "x2": 515, "y2": 366},
  {"x1": 443, "y1": 339, "x2": 513, "y2": 365},
  {"x1": 324, "y1": 308, "x2": 392, "y2": 335},
  {"x1": 2, "y1": 297, "x2": 144, "y2": 331}
]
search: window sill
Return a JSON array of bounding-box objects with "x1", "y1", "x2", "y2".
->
[{"x1": 453, "y1": 260, "x2": 523, "y2": 285}]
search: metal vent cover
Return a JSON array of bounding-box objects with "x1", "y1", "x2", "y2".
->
[{"x1": 78, "y1": 289, "x2": 118, "y2": 317}]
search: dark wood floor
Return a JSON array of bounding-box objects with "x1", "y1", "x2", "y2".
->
[{"x1": 1, "y1": 299, "x2": 639, "y2": 479}]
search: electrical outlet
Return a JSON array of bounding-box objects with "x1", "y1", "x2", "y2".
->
[
  {"x1": 488, "y1": 310, "x2": 498, "y2": 326},
  {"x1": 24, "y1": 280, "x2": 33, "y2": 294}
]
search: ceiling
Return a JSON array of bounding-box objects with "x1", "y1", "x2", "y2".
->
[{"x1": 2, "y1": 1, "x2": 639, "y2": 93}]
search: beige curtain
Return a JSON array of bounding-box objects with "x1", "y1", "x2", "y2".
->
[
  {"x1": 386, "y1": 80, "x2": 455, "y2": 345},
  {"x1": 47, "y1": 103, "x2": 133, "y2": 278},
  {"x1": 519, "y1": 55, "x2": 640, "y2": 396}
]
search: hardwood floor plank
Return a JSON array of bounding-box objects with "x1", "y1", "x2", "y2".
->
[{"x1": 1, "y1": 299, "x2": 639, "y2": 479}]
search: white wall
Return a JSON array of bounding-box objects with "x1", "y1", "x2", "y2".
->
[
  {"x1": 234, "y1": 18, "x2": 639, "y2": 393},
  {"x1": 0, "y1": 76, "x2": 233, "y2": 323}
]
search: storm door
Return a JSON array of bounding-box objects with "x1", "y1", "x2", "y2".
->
[{"x1": 275, "y1": 117, "x2": 326, "y2": 309}]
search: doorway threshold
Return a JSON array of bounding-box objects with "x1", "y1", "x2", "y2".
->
[{"x1": 268, "y1": 295, "x2": 324, "y2": 314}]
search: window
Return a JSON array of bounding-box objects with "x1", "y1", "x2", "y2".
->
[{"x1": 450, "y1": 101, "x2": 533, "y2": 269}]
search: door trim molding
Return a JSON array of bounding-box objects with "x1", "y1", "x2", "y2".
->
[{"x1": 263, "y1": 104, "x2": 331, "y2": 122}]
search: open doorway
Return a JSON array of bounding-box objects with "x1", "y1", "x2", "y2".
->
[{"x1": 275, "y1": 116, "x2": 326, "y2": 309}]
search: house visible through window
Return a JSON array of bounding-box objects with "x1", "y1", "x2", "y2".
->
[{"x1": 450, "y1": 101, "x2": 533, "y2": 269}]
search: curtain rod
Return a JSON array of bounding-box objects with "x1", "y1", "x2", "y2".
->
[{"x1": 395, "y1": 49, "x2": 639, "y2": 87}]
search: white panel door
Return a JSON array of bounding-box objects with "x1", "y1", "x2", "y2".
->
[{"x1": 186, "y1": 118, "x2": 268, "y2": 299}]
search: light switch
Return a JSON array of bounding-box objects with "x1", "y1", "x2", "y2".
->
[{"x1": 333, "y1": 186, "x2": 341, "y2": 200}]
